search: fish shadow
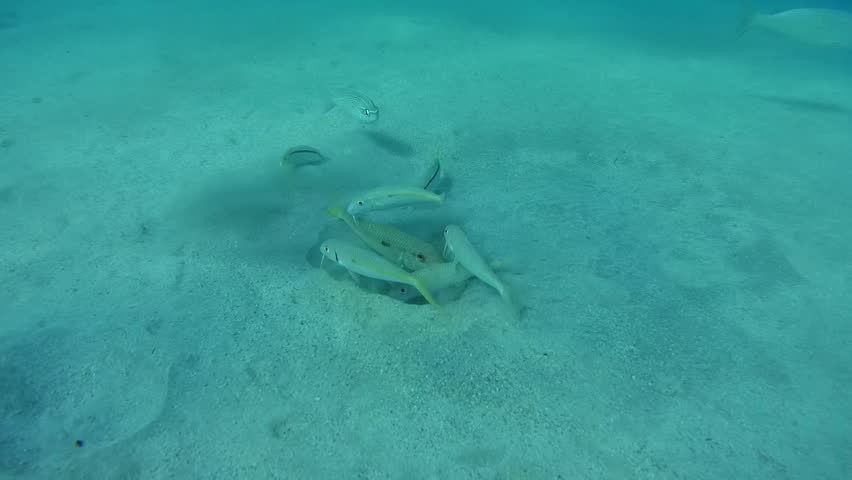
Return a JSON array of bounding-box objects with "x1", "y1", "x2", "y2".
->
[
  {"x1": 173, "y1": 171, "x2": 293, "y2": 260},
  {"x1": 191, "y1": 181, "x2": 288, "y2": 234},
  {"x1": 752, "y1": 94, "x2": 851, "y2": 115},
  {"x1": 359, "y1": 130, "x2": 415, "y2": 157}
]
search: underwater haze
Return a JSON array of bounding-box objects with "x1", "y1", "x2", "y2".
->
[{"x1": 1, "y1": 0, "x2": 850, "y2": 478}]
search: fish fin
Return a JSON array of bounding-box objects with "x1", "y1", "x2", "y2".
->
[
  {"x1": 347, "y1": 270, "x2": 361, "y2": 285},
  {"x1": 412, "y1": 278, "x2": 439, "y2": 306},
  {"x1": 280, "y1": 159, "x2": 295, "y2": 175},
  {"x1": 736, "y1": 0, "x2": 755, "y2": 37}
]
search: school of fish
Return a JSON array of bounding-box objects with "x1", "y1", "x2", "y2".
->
[
  {"x1": 279, "y1": 121, "x2": 521, "y2": 318},
  {"x1": 276, "y1": 0, "x2": 850, "y2": 320}
]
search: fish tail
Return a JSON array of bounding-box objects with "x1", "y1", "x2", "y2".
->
[
  {"x1": 736, "y1": 0, "x2": 755, "y2": 37},
  {"x1": 412, "y1": 278, "x2": 439, "y2": 306},
  {"x1": 499, "y1": 285, "x2": 522, "y2": 319},
  {"x1": 326, "y1": 205, "x2": 347, "y2": 220}
]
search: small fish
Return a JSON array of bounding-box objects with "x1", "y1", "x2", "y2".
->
[
  {"x1": 347, "y1": 186, "x2": 445, "y2": 216},
  {"x1": 417, "y1": 148, "x2": 443, "y2": 191},
  {"x1": 443, "y1": 225, "x2": 518, "y2": 316},
  {"x1": 737, "y1": 1, "x2": 852, "y2": 48},
  {"x1": 327, "y1": 206, "x2": 443, "y2": 271},
  {"x1": 280, "y1": 145, "x2": 327, "y2": 173},
  {"x1": 320, "y1": 239, "x2": 439, "y2": 305},
  {"x1": 329, "y1": 89, "x2": 379, "y2": 123}
]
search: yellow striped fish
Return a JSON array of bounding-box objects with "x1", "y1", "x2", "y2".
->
[
  {"x1": 326, "y1": 206, "x2": 443, "y2": 271},
  {"x1": 347, "y1": 186, "x2": 445, "y2": 216},
  {"x1": 320, "y1": 239, "x2": 438, "y2": 306}
]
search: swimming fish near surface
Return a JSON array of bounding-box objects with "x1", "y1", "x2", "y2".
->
[
  {"x1": 737, "y1": 1, "x2": 852, "y2": 48},
  {"x1": 443, "y1": 225, "x2": 519, "y2": 317},
  {"x1": 327, "y1": 206, "x2": 443, "y2": 271},
  {"x1": 280, "y1": 145, "x2": 327, "y2": 173},
  {"x1": 347, "y1": 186, "x2": 445, "y2": 216},
  {"x1": 319, "y1": 238, "x2": 439, "y2": 306},
  {"x1": 329, "y1": 88, "x2": 379, "y2": 123}
]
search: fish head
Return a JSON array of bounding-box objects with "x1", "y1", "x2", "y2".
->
[
  {"x1": 443, "y1": 224, "x2": 463, "y2": 243},
  {"x1": 387, "y1": 284, "x2": 419, "y2": 302},
  {"x1": 332, "y1": 89, "x2": 380, "y2": 123},
  {"x1": 443, "y1": 224, "x2": 465, "y2": 258},
  {"x1": 359, "y1": 105, "x2": 379, "y2": 123},
  {"x1": 400, "y1": 251, "x2": 429, "y2": 271},
  {"x1": 346, "y1": 197, "x2": 370, "y2": 215},
  {"x1": 319, "y1": 239, "x2": 344, "y2": 265}
]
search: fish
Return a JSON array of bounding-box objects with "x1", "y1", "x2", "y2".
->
[
  {"x1": 326, "y1": 206, "x2": 443, "y2": 271},
  {"x1": 410, "y1": 262, "x2": 472, "y2": 295},
  {"x1": 347, "y1": 186, "x2": 445, "y2": 216},
  {"x1": 416, "y1": 148, "x2": 443, "y2": 191},
  {"x1": 319, "y1": 238, "x2": 439, "y2": 306},
  {"x1": 280, "y1": 145, "x2": 327, "y2": 173},
  {"x1": 329, "y1": 88, "x2": 379, "y2": 123},
  {"x1": 443, "y1": 225, "x2": 519, "y2": 316},
  {"x1": 737, "y1": 1, "x2": 852, "y2": 48},
  {"x1": 388, "y1": 259, "x2": 504, "y2": 302}
]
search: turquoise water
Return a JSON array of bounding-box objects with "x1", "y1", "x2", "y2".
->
[{"x1": 1, "y1": 1, "x2": 850, "y2": 478}]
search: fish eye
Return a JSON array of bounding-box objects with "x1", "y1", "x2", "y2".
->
[
  {"x1": 416, "y1": 253, "x2": 425, "y2": 261},
  {"x1": 357, "y1": 201, "x2": 363, "y2": 205}
]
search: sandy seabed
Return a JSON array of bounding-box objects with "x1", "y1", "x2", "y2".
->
[{"x1": 1, "y1": 2, "x2": 850, "y2": 479}]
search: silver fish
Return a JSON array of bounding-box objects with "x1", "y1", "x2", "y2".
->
[
  {"x1": 738, "y1": 1, "x2": 852, "y2": 48},
  {"x1": 330, "y1": 89, "x2": 379, "y2": 123},
  {"x1": 319, "y1": 239, "x2": 438, "y2": 305},
  {"x1": 417, "y1": 149, "x2": 443, "y2": 191},
  {"x1": 280, "y1": 145, "x2": 327, "y2": 173},
  {"x1": 443, "y1": 225, "x2": 520, "y2": 317},
  {"x1": 346, "y1": 186, "x2": 445, "y2": 216}
]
